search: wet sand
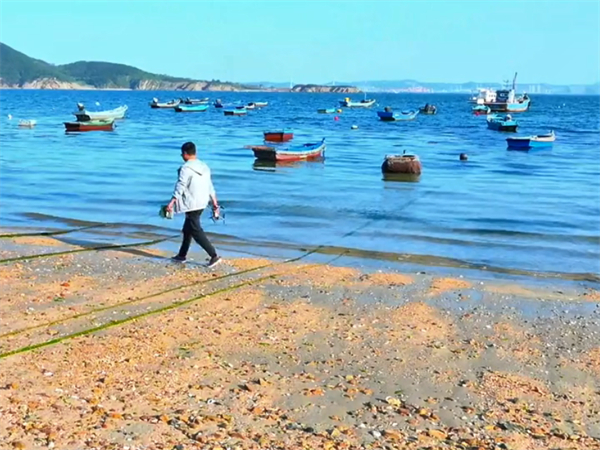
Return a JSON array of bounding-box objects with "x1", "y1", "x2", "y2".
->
[{"x1": 1, "y1": 236, "x2": 600, "y2": 450}]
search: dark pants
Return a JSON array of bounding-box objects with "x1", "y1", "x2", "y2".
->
[{"x1": 177, "y1": 210, "x2": 217, "y2": 259}]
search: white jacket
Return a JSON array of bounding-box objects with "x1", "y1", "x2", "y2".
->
[{"x1": 172, "y1": 159, "x2": 216, "y2": 214}]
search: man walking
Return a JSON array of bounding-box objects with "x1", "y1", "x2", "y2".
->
[{"x1": 166, "y1": 142, "x2": 222, "y2": 268}]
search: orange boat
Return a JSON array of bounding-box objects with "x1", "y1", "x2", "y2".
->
[
  {"x1": 64, "y1": 120, "x2": 115, "y2": 132},
  {"x1": 263, "y1": 129, "x2": 293, "y2": 142}
]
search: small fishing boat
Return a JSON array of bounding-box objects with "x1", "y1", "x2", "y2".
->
[
  {"x1": 246, "y1": 103, "x2": 256, "y2": 110},
  {"x1": 472, "y1": 104, "x2": 491, "y2": 115},
  {"x1": 18, "y1": 119, "x2": 37, "y2": 128},
  {"x1": 214, "y1": 99, "x2": 224, "y2": 108},
  {"x1": 181, "y1": 97, "x2": 209, "y2": 105},
  {"x1": 264, "y1": 129, "x2": 293, "y2": 142},
  {"x1": 317, "y1": 108, "x2": 336, "y2": 114},
  {"x1": 381, "y1": 153, "x2": 422, "y2": 175},
  {"x1": 339, "y1": 97, "x2": 376, "y2": 108},
  {"x1": 174, "y1": 104, "x2": 209, "y2": 113},
  {"x1": 73, "y1": 104, "x2": 127, "y2": 121},
  {"x1": 377, "y1": 109, "x2": 419, "y2": 122},
  {"x1": 64, "y1": 119, "x2": 115, "y2": 132},
  {"x1": 487, "y1": 114, "x2": 518, "y2": 132},
  {"x1": 150, "y1": 98, "x2": 180, "y2": 109},
  {"x1": 249, "y1": 138, "x2": 326, "y2": 162},
  {"x1": 506, "y1": 131, "x2": 555, "y2": 150},
  {"x1": 254, "y1": 101, "x2": 268, "y2": 107},
  {"x1": 419, "y1": 104, "x2": 437, "y2": 115},
  {"x1": 224, "y1": 108, "x2": 247, "y2": 116}
]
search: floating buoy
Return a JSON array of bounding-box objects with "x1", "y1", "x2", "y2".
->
[
  {"x1": 337, "y1": 109, "x2": 342, "y2": 113},
  {"x1": 95, "y1": 101, "x2": 100, "y2": 106},
  {"x1": 7, "y1": 114, "x2": 12, "y2": 120},
  {"x1": 351, "y1": 125, "x2": 358, "y2": 129},
  {"x1": 334, "y1": 116, "x2": 339, "y2": 121},
  {"x1": 460, "y1": 153, "x2": 468, "y2": 161}
]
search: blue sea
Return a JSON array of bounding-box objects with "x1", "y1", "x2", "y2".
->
[{"x1": 1, "y1": 91, "x2": 599, "y2": 280}]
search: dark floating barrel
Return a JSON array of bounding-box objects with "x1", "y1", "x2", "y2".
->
[{"x1": 382, "y1": 154, "x2": 422, "y2": 175}]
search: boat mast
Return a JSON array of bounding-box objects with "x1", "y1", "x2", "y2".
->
[{"x1": 512, "y1": 72, "x2": 518, "y2": 91}]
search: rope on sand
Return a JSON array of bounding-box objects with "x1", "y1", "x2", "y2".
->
[
  {"x1": 0, "y1": 254, "x2": 345, "y2": 359},
  {"x1": 0, "y1": 224, "x2": 108, "y2": 239},
  {"x1": 0, "y1": 234, "x2": 180, "y2": 265}
]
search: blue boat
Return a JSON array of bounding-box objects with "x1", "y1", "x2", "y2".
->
[
  {"x1": 377, "y1": 110, "x2": 419, "y2": 122},
  {"x1": 487, "y1": 114, "x2": 518, "y2": 132},
  {"x1": 224, "y1": 108, "x2": 247, "y2": 116},
  {"x1": 507, "y1": 131, "x2": 555, "y2": 150},
  {"x1": 174, "y1": 104, "x2": 209, "y2": 113}
]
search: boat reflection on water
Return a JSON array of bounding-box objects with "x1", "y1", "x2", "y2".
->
[
  {"x1": 252, "y1": 158, "x2": 325, "y2": 172},
  {"x1": 382, "y1": 172, "x2": 421, "y2": 183}
]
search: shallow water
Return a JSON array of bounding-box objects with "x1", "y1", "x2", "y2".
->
[{"x1": 1, "y1": 90, "x2": 599, "y2": 278}]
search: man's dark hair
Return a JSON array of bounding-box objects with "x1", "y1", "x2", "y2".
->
[{"x1": 181, "y1": 142, "x2": 197, "y2": 155}]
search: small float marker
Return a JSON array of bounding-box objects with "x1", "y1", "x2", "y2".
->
[
  {"x1": 7, "y1": 114, "x2": 12, "y2": 120},
  {"x1": 334, "y1": 116, "x2": 339, "y2": 121},
  {"x1": 460, "y1": 153, "x2": 468, "y2": 161},
  {"x1": 95, "y1": 101, "x2": 100, "y2": 106},
  {"x1": 351, "y1": 125, "x2": 358, "y2": 129}
]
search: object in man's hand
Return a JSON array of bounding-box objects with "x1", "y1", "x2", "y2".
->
[
  {"x1": 212, "y1": 205, "x2": 225, "y2": 223},
  {"x1": 159, "y1": 205, "x2": 173, "y2": 219}
]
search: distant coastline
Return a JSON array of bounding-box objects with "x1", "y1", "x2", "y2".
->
[
  {"x1": 0, "y1": 42, "x2": 360, "y2": 93},
  {"x1": 0, "y1": 78, "x2": 360, "y2": 93},
  {"x1": 1, "y1": 42, "x2": 596, "y2": 95}
]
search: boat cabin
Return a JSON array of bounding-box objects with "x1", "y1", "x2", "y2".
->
[
  {"x1": 472, "y1": 89, "x2": 497, "y2": 104},
  {"x1": 495, "y1": 89, "x2": 516, "y2": 104}
]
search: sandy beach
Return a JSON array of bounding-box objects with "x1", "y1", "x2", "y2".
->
[{"x1": 1, "y1": 235, "x2": 599, "y2": 450}]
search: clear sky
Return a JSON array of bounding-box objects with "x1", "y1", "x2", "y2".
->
[{"x1": 1, "y1": 0, "x2": 598, "y2": 85}]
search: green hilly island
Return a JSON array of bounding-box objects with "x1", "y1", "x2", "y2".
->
[{"x1": 0, "y1": 43, "x2": 359, "y2": 92}]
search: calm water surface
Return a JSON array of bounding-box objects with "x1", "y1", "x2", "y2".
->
[{"x1": 1, "y1": 91, "x2": 599, "y2": 278}]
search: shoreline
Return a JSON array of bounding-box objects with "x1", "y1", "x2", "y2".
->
[
  {"x1": 1, "y1": 224, "x2": 598, "y2": 287},
  {"x1": 1, "y1": 236, "x2": 599, "y2": 449}
]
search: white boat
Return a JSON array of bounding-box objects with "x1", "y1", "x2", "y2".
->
[
  {"x1": 73, "y1": 104, "x2": 128, "y2": 121},
  {"x1": 150, "y1": 98, "x2": 181, "y2": 109},
  {"x1": 469, "y1": 88, "x2": 497, "y2": 105},
  {"x1": 18, "y1": 119, "x2": 36, "y2": 128},
  {"x1": 339, "y1": 97, "x2": 376, "y2": 108}
]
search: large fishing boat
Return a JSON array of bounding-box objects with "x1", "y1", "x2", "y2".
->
[{"x1": 485, "y1": 73, "x2": 531, "y2": 112}]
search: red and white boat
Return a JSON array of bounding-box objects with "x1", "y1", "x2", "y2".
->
[{"x1": 249, "y1": 138, "x2": 325, "y2": 162}]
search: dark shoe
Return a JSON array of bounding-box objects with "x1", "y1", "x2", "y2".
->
[
  {"x1": 171, "y1": 255, "x2": 187, "y2": 263},
  {"x1": 207, "y1": 255, "x2": 222, "y2": 268}
]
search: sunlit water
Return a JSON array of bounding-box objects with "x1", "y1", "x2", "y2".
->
[{"x1": 1, "y1": 90, "x2": 599, "y2": 278}]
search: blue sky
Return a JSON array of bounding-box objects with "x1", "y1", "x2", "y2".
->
[{"x1": 1, "y1": 0, "x2": 598, "y2": 84}]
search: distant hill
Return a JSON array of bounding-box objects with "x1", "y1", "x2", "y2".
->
[
  {"x1": 0, "y1": 42, "x2": 254, "y2": 90},
  {"x1": 0, "y1": 43, "x2": 73, "y2": 85},
  {"x1": 57, "y1": 61, "x2": 192, "y2": 89},
  {"x1": 0, "y1": 43, "x2": 360, "y2": 93}
]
